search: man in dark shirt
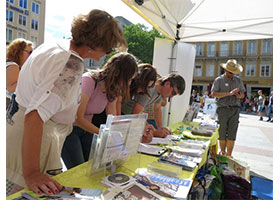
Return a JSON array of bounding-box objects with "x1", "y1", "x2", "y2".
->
[{"x1": 211, "y1": 59, "x2": 245, "y2": 157}]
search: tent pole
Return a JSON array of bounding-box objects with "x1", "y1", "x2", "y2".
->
[{"x1": 167, "y1": 41, "x2": 177, "y2": 126}]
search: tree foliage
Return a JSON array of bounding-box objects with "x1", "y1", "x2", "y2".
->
[{"x1": 123, "y1": 24, "x2": 164, "y2": 64}]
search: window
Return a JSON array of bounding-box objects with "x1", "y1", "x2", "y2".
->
[
  {"x1": 247, "y1": 40, "x2": 257, "y2": 55},
  {"x1": 206, "y1": 64, "x2": 215, "y2": 77},
  {"x1": 219, "y1": 42, "x2": 229, "y2": 56},
  {"x1": 261, "y1": 39, "x2": 272, "y2": 54},
  {"x1": 31, "y1": 36, "x2": 38, "y2": 47},
  {"x1": 245, "y1": 64, "x2": 256, "y2": 77},
  {"x1": 233, "y1": 41, "x2": 243, "y2": 55},
  {"x1": 7, "y1": 0, "x2": 14, "y2": 3},
  {"x1": 260, "y1": 64, "x2": 271, "y2": 77},
  {"x1": 19, "y1": 14, "x2": 27, "y2": 26},
  {"x1": 19, "y1": 0, "x2": 27, "y2": 9},
  {"x1": 194, "y1": 65, "x2": 202, "y2": 77},
  {"x1": 31, "y1": 19, "x2": 39, "y2": 30},
  {"x1": 196, "y1": 43, "x2": 203, "y2": 56},
  {"x1": 207, "y1": 43, "x2": 216, "y2": 57},
  {"x1": 6, "y1": 28, "x2": 13, "y2": 41},
  {"x1": 6, "y1": 10, "x2": 14, "y2": 22},
  {"x1": 18, "y1": 32, "x2": 26, "y2": 39},
  {"x1": 89, "y1": 59, "x2": 94, "y2": 67},
  {"x1": 32, "y1": 2, "x2": 40, "y2": 14}
]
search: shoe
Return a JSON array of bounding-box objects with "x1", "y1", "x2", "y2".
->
[
  {"x1": 270, "y1": 120, "x2": 273, "y2": 123},
  {"x1": 259, "y1": 117, "x2": 263, "y2": 121},
  {"x1": 266, "y1": 119, "x2": 271, "y2": 122}
]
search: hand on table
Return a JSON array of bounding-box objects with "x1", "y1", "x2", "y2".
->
[
  {"x1": 141, "y1": 124, "x2": 154, "y2": 143},
  {"x1": 152, "y1": 127, "x2": 173, "y2": 138},
  {"x1": 25, "y1": 171, "x2": 63, "y2": 195}
]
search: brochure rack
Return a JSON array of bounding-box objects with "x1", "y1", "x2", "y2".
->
[{"x1": 87, "y1": 113, "x2": 148, "y2": 179}]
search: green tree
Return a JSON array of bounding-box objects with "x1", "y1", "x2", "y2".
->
[{"x1": 123, "y1": 24, "x2": 164, "y2": 64}]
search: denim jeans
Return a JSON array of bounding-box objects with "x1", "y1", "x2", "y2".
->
[
  {"x1": 267, "y1": 105, "x2": 273, "y2": 120},
  {"x1": 61, "y1": 126, "x2": 93, "y2": 170},
  {"x1": 147, "y1": 119, "x2": 158, "y2": 129}
]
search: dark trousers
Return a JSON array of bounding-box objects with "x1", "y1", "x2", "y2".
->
[
  {"x1": 61, "y1": 126, "x2": 93, "y2": 169},
  {"x1": 61, "y1": 110, "x2": 107, "y2": 170},
  {"x1": 216, "y1": 107, "x2": 240, "y2": 141},
  {"x1": 147, "y1": 119, "x2": 158, "y2": 129}
]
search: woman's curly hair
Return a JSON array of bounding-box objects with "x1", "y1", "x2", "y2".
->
[
  {"x1": 6, "y1": 38, "x2": 33, "y2": 66},
  {"x1": 71, "y1": 9, "x2": 127, "y2": 52}
]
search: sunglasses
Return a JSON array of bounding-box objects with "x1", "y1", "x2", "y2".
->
[{"x1": 24, "y1": 49, "x2": 32, "y2": 55}]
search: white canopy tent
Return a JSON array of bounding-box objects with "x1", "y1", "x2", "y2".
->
[
  {"x1": 121, "y1": 0, "x2": 273, "y2": 42},
  {"x1": 120, "y1": 0, "x2": 273, "y2": 126}
]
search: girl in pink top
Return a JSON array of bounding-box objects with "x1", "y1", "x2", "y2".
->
[{"x1": 61, "y1": 52, "x2": 138, "y2": 169}]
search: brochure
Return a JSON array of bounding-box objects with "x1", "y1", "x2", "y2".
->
[
  {"x1": 103, "y1": 182, "x2": 165, "y2": 200},
  {"x1": 138, "y1": 143, "x2": 167, "y2": 156},
  {"x1": 134, "y1": 168, "x2": 193, "y2": 200},
  {"x1": 159, "y1": 152, "x2": 199, "y2": 171},
  {"x1": 39, "y1": 187, "x2": 103, "y2": 199}
]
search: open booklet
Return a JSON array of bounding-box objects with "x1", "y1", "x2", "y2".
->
[
  {"x1": 30, "y1": 187, "x2": 103, "y2": 200},
  {"x1": 134, "y1": 168, "x2": 193, "y2": 200},
  {"x1": 103, "y1": 182, "x2": 165, "y2": 200}
]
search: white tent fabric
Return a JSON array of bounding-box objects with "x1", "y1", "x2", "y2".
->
[{"x1": 121, "y1": 0, "x2": 273, "y2": 42}]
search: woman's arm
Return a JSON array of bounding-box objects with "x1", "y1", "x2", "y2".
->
[
  {"x1": 106, "y1": 100, "x2": 117, "y2": 115},
  {"x1": 75, "y1": 91, "x2": 99, "y2": 134},
  {"x1": 115, "y1": 96, "x2": 122, "y2": 115},
  {"x1": 6, "y1": 64, "x2": 20, "y2": 93},
  {"x1": 22, "y1": 110, "x2": 62, "y2": 195}
]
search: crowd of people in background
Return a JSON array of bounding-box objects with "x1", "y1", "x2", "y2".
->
[{"x1": 190, "y1": 88, "x2": 273, "y2": 123}]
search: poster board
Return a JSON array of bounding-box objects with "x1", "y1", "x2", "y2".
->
[{"x1": 153, "y1": 37, "x2": 196, "y2": 126}]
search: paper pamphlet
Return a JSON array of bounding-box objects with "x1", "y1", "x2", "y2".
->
[
  {"x1": 138, "y1": 143, "x2": 166, "y2": 156},
  {"x1": 135, "y1": 168, "x2": 192, "y2": 199}
]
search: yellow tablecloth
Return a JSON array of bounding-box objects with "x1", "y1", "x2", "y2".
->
[{"x1": 7, "y1": 121, "x2": 219, "y2": 200}]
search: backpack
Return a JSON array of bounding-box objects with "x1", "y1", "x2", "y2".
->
[{"x1": 222, "y1": 174, "x2": 251, "y2": 200}]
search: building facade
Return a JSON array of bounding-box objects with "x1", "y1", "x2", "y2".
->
[
  {"x1": 192, "y1": 39, "x2": 273, "y2": 98},
  {"x1": 6, "y1": 0, "x2": 46, "y2": 47}
]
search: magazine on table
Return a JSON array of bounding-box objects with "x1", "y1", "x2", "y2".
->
[
  {"x1": 159, "y1": 151, "x2": 199, "y2": 171},
  {"x1": 178, "y1": 139, "x2": 210, "y2": 150},
  {"x1": 138, "y1": 143, "x2": 167, "y2": 156},
  {"x1": 37, "y1": 187, "x2": 103, "y2": 199},
  {"x1": 103, "y1": 182, "x2": 165, "y2": 200},
  {"x1": 167, "y1": 145, "x2": 203, "y2": 157},
  {"x1": 134, "y1": 168, "x2": 193, "y2": 200}
]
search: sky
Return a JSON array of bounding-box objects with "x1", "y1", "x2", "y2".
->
[{"x1": 44, "y1": 0, "x2": 152, "y2": 42}]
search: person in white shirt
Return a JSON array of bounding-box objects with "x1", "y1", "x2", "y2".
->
[{"x1": 6, "y1": 9, "x2": 127, "y2": 196}]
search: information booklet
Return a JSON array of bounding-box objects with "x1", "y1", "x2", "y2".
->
[
  {"x1": 37, "y1": 187, "x2": 103, "y2": 199},
  {"x1": 159, "y1": 152, "x2": 198, "y2": 171},
  {"x1": 103, "y1": 182, "x2": 165, "y2": 200},
  {"x1": 134, "y1": 168, "x2": 193, "y2": 200}
]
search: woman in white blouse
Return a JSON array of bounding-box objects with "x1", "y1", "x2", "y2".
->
[{"x1": 6, "y1": 9, "x2": 127, "y2": 196}]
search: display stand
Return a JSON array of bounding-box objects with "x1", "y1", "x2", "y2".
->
[
  {"x1": 183, "y1": 102, "x2": 201, "y2": 124},
  {"x1": 87, "y1": 113, "x2": 148, "y2": 180}
]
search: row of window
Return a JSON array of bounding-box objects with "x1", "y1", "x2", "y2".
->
[
  {"x1": 194, "y1": 63, "x2": 271, "y2": 78},
  {"x1": 6, "y1": 10, "x2": 39, "y2": 31},
  {"x1": 6, "y1": 28, "x2": 38, "y2": 47},
  {"x1": 7, "y1": 0, "x2": 40, "y2": 14},
  {"x1": 195, "y1": 40, "x2": 272, "y2": 57}
]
